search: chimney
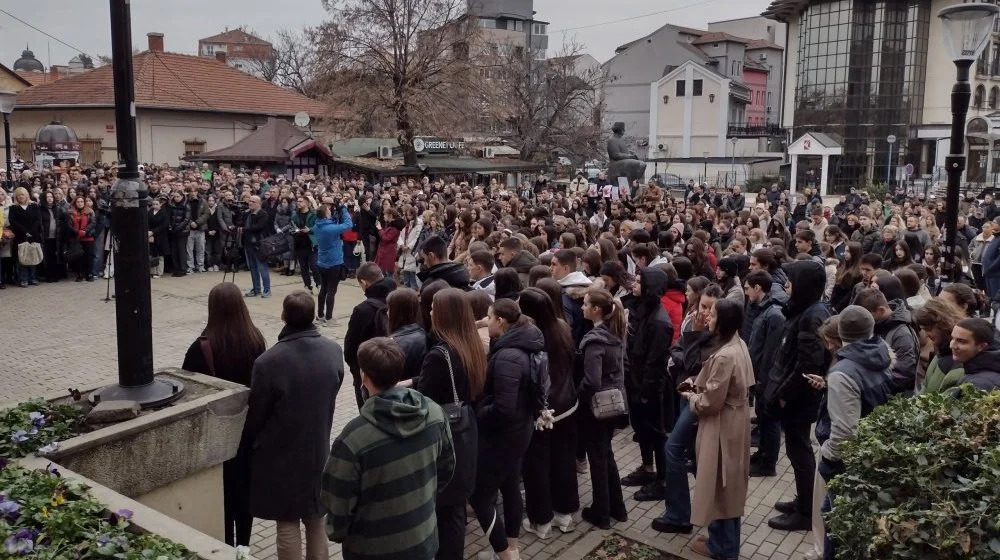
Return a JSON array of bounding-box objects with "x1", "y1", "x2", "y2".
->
[
  {"x1": 215, "y1": 51, "x2": 227, "y2": 64},
  {"x1": 147, "y1": 32, "x2": 164, "y2": 53}
]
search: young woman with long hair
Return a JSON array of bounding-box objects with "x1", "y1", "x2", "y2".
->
[
  {"x1": 888, "y1": 240, "x2": 914, "y2": 271},
  {"x1": 66, "y1": 195, "x2": 96, "y2": 282},
  {"x1": 913, "y1": 299, "x2": 967, "y2": 393},
  {"x1": 518, "y1": 288, "x2": 579, "y2": 539},
  {"x1": 386, "y1": 287, "x2": 427, "y2": 381},
  {"x1": 181, "y1": 282, "x2": 266, "y2": 547},
  {"x1": 414, "y1": 287, "x2": 487, "y2": 560},
  {"x1": 471, "y1": 298, "x2": 544, "y2": 560},
  {"x1": 578, "y1": 288, "x2": 629, "y2": 528},
  {"x1": 684, "y1": 237, "x2": 716, "y2": 280},
  {"x1": 830, "y1": 242, "x2": 862, "y2": 312}
]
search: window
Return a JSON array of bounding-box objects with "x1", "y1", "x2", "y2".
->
[
  {"x1": 676, "y1": 80, "x2": 686, "y2": 96},
  {"x1": 479, "y1": 18, "x2": 496, "y2": 28},
  {"x1": 184, "y1": 140, "x2": 206, "y2": 157},
  {"x1": 532, "y1": 23, "x2": 547, "y2": 35},
  {"x1": 692, "y1": 79, "x2": 703, "y2": 96},
  {"x1": 975, "y1": 85, "x2": 986, "y2": 109},
  {"x1": 991, "y1": 86, "x2": 999, "y2": 109}
]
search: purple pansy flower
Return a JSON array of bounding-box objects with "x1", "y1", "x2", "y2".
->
[
  {"x1": 96, "y1": 535, "x2": 111, "y2": 546},
  {"x1": 4, "y1": 528, "x2": 35, "y2": 555},
  {"x1": 0, "y1": 458, "x2": 7, "y2": 470},
  {"x1": 28, "y1": 411, "x2": 46, "y2": 428},
  {"x1": 116, "y1": 508, "x2": 134, "y2": 520},
  {"x1": 45, "y1": 463, "x2": 60, "y2": 477},
  {"x1": 10, "y1": 430, "x2": 28, "y2": 444},
  {"x1": 37, "y1": 442, "x2": 59, "y2": 454},
  {"x1": 0, "y1": 495, "x2": 20, "y2": 519}
]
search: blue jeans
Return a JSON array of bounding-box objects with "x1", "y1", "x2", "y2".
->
[
  {"x1": 401, "y1": 270, "x2": 419, "y2": 289},
  {"x1": 17, "y1": 263, "x2": 36, "y2": 285},
  {"x1": 245, "y1": 249, "x2": 271, "y2": 294},
  {"x1": 659, "y1": 401, "x2": 697, "y2": 525},
  {"x1": 708, "y1": 517, "x2": 740, "y2": 560},
  {"x1": 91, "y1": 231, "x2": 105, "y2": 277}
]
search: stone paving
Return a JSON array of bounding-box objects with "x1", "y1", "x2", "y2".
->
[{"x1": 0, "y1": 269, "x2": 816, "y2": 560}]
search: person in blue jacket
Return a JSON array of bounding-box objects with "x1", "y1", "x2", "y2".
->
[
  {"x1": 313, "y1": 203, "x2": 354, "y2": 323},
  {"x1": 980, "y1": 217, "x2": 1000, "y2": 302}
]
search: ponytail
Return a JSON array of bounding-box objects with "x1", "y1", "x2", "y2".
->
[{"x1": 586, "y1": 288, "x2": 626, "y2": 341}]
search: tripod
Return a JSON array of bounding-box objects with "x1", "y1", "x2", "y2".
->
[
  {"x1": 221, "y1": 230, "x2": 241, "y2": 285},
  {"x1": 104, "y1": 234, "x2": 116, "y2": 302}
]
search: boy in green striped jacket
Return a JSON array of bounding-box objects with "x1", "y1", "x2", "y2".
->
[{"x1": 322, "y1": 337, "x2": 455, "y2": 560}]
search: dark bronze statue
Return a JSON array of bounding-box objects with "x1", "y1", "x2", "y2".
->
[{"x1": 607, "y1": 122, "x2": 647, "y2": 186}]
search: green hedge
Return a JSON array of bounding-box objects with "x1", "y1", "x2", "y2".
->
[{"x1": 827, "y1": 389, "x2": 1000, "y2": 559}]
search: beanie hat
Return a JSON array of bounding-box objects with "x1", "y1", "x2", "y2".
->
[
  {"x1": 718, "y1": 258, "x2": 739, "y2": 280},
  {"x1": 839, "y1": 305, "x2": 875, "y2": 344}
]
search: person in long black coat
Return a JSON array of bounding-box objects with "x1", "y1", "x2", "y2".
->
[
  {"x1": 165, "y1": 191, "x2": 191, "y2": 276},
  {"x1": 38, "y1": 192, "x2": 66, "y2": 282},
  {"x1": 242, "y1": 293, "x2": 344, "y2": 559},
  {"x1": 148, "y1": 198, "x2": 169, "y2": 277},
  {"x1": 7, "y1": 187, "x2": 43, "y2": 286},
  {"x1": 625, "y1": 267, "x2": 674, "y2": 502}
]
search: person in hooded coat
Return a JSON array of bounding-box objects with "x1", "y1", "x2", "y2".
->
[
  {"x1": 471, "y1": 299, "x2": 545, "y2": 560},
  {"x1": 626, "y1": 267, "x2": 674, "y2": 502},
  {"x1": 418, "y1": 234, "x2": 472, "y2": 290},
  {"x1": 855, "y1": 278, "x2": 919, "y2": 396},
  {"x1": 950, "y1": 318, "x2": 1000, "y2": 392},
  {"x1": 763, "y1": 259, "x2": 832, "y2": 532}
]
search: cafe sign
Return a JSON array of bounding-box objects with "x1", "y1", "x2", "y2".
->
[{"x1": 414, "y1": 137, "x2": 466, "y2": 154}]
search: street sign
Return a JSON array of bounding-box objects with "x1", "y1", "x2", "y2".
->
[
  {"x1": 887, "y1": 134, "x2": 897, "y2": 144},
  {"x1": 904, "y1": 163, "x2": 914, "y2": 176}
]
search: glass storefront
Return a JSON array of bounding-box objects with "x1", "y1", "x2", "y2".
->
[{"x1": 792, "y1": 0, "x2": 930, "y2": 193}]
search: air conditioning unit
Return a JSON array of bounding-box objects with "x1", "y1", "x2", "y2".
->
[
  {"x1": 483, "y1": 147, "x2": 496, "y2": 159},
  {"x1": 377, "y1": 146, "x2": 393, "y2": 159}
]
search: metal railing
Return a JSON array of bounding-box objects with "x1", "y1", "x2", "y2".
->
[{"x1": 727, "y1": 123, "x2": 786, "y2": 138}]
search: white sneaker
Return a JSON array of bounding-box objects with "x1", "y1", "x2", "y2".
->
[
  {"x1": 552, "y1": 512, "x2": 575, "y2": 533},
  {"x1": 477, "y1": 550, "x2": 520, "y2": 560},
  {"x1": 576, "y1": 459, "x2": 589, "y2": 474},
  {"x1": 522, "y1": 517, "x2": 551, "y2": 539}
]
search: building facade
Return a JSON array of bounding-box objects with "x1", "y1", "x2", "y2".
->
[
  {"x1": 469, "y1": 0, "x2": 548, "y2": 58},
  {"x1": 197, "y1": 29, "x2": 274, "y2": 76}
]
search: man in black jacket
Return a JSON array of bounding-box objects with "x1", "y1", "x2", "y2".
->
[
  {"x1": 343, "y1": 262, "x2": 397, "y2": 410},
  {"x1": 417, "y1": 235, "x2": 471, "y2": 290},
  {"x1": 241, "y1": 196, "x2": 273, "y2": 298},
  {"x1": 764, "y1": 259, "x2": 832, "y2": 531}
]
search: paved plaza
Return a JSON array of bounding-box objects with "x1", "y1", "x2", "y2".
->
[{"x1": 0, "y1": 272, "x2": 816, "y2": 560}]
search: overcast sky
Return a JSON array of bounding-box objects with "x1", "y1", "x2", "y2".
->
[{"x1": 1, "y1": 0, "x2": 773, "y2": 70}]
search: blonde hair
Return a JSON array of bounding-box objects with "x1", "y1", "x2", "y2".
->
[{"x1": 13, "y1": 187, "x2": 30, "y2": 203}]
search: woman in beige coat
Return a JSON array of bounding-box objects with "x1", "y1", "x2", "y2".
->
[{"x1": 679, "y1": 297, "x2": 754, "y2": 560}]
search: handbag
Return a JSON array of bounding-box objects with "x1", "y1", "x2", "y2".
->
[
  {"x1": 437, "y1": 346, "x2": 478, "y2": 498},
  {"x1": 256, "y1": 233, "x2": 291, "y2": 260},
  {"x1": 18, "y1": 242, "x2": 44, "y2": 266},
  {"x1": 590, "y1": 387, "x2": 627, "y2": 420}
]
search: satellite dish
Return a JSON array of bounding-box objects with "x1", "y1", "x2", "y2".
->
[{"x1": 294, "y1": 112, "x2": 310, "y2": 128}]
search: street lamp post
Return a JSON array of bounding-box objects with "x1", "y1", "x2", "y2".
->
[
  {"x1": 939, "y1": 2, "x2": 1000, "y2": 283},
  {"x1": 0, "y1": 91, "x2": 15, "y2": 192},
  {"x1": 730, "y1": 137, "x2": 738, "y2": 187},
  {"x1": 89, "y1": 0, "x2": 184, "y2": 407},
  {"x1": 886, "y1": 134, "x2": 896, "y2": 187}
]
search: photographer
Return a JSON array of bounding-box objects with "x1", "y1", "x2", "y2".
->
[
  {"x1": 242, "y1": 196, "x2": 273, "y2": 298},
  {"x1": 203, "y1": 193, "x2": 233, "y2": 272}
]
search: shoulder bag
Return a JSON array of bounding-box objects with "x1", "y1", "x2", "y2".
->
[
  {"x1": 586, "y1": 347, "x2": 628, "y2": 420},
  {"x1": 438, "y1": 346, "x2": 478, "y2": 497},
  {"x1": 18, "y1": 242, "x2": 44, "y2": 266}
]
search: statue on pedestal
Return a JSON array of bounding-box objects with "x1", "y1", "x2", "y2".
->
[{"x1": 606, "y1": 122, "x2": 647, "y2": 186}]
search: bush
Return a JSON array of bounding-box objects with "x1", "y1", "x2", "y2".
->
[{"x1": 826, "y1": 389, "x2": 1000, "y2": 559}]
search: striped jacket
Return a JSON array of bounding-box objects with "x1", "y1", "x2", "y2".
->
[{"x1": 322, "y1": 386, "x2": 455, "y2": 560}]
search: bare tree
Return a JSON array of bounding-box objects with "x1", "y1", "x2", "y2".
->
[
  {"x1": 272, "y1": 28, "x2": 322, "y2": 97},
  {"x1": 480, "y1": 41, "x2": 608, "y2": 164},
  {"x1": 317, "y1": 0, "x2": 480, "y2": 166}
]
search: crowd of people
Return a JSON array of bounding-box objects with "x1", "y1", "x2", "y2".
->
[{"x1": 5, "y1": 160, "x2": 1000, "y2": 560}]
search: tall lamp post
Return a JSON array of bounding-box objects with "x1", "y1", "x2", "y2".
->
[
  {"x1": 89, "y1": 0, "x2": 183, "y2": 407},
  {"x1": 939, "y1": 2, "x2": 1000, "y2": 283},
  {"x1": 886, "y1": 134, "x2": 896, "y2": 187},
  {"x1": 0, "y1": 91, "x2": 15, "y2": 192},
  {"x1": 730, "y1": 137, "x2": 738, "y2": 187}
]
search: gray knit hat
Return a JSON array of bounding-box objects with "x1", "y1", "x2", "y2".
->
[{"x1": 839, "y1": 305, "x2": 875, "y2": 344}]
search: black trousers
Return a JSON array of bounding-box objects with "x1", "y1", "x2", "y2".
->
[
  {"x1": 435, "y1": 502, "x2": 466, "y2": 560},
  {"x1": 42, "y1": 238, "x2": 61, "y2": 280},
  {"x1": 75, "y1": 241, "x2": 94, "y2": 279},
  {"x1": 296, "y1": 248, "x2": 318, "y2": 289},
  {"x1": 470, "y1": 425, "x2": 533, "y2": 552},
  {"x1": 317, "y1": 265, "x2": 343, "y2": 319},
  {"x1": 630, "y1": 397, "x2": 666, "y2": 479},
  {"x1": 222, "y1": 451, "x2": 253, "y2": 546},
  {"x1": 580, "y1": 410, "x2": 626, "y2": 521},
  {"x1": 170, "y1": 234, "x2": 188, "y2": 274},
  {"x1": 523, "y1": 413, "x2": 580, "y2": 524},
  {"x1": 205, "y1": 232, "x2": 226, "y2": 269},
  {"x1": 779, "y1": 414, "x2": 815, "y2": 514}
]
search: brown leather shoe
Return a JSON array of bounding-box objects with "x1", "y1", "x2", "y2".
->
[{"x1": 689, "y1": 536, "x2": 711, "y2": 557}]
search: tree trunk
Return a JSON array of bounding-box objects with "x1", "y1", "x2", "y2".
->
[{"x1": 397, "y1": 101, "x2": 418, "y2": 167}]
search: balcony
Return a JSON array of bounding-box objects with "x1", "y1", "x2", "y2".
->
[{"x1": 727, "y1": 123, "x2": 785, "y2": 139}]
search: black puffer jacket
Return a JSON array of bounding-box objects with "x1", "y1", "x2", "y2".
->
[
  {"x1": 627, "y1": 267, "x2": 674, "y2": 434},
  {"x1": 390, "y1": 323, "x2": 428, "y2": 381},
  {"x1": 579, "y1": 323, "x2": 625, "y2": 396},
  {"x1": 417, "y1": 261, "x2": 471, "y2": 290},
  {"x1": 874, "y1": 299, "x2": 920, "y2": 395},
  {"x1": 764, "y1": 259, "x2": 832, "y2": 420},
  {"x1": 166, "y1": 199, "x2": 191, "y2": 235},
  {"x1": 479, "y1": 323, "x2": 545, "y2": 436},
  {"x1": 343, "y1": 276, "x2": 397, "y2": 380},
  {"x1": 957, "y1": 341, "x2": 1000, "y2": 391}
]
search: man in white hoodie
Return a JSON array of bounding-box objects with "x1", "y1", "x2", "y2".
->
[{"x1": 551, "y1": 249, "x2": 593, "y2": 345}]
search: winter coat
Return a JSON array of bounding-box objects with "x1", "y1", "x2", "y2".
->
[
  {"x1": 871, "y1": 238, "x2": 896, "y2": 268},
  {"x1": 764, "y1": 260, "x2": 832, "y2": 420},
  {"x1": 956, "y1": 341, "x2": 1000, "y2": 391},
  {"x1": 344, "y1": 276, "x2": 397, "y2": 381},
  {"x1": 874, "y1": 299, "x2": 920, "y2": 395},
  {"x1": 970, "y1": 233, "x2": 992, "y2": 264},
  {"x1": 244, "y1": 325, "x2": 344, "y2": 520},
  {"x1": 558, "y1": 271, "x2": 594, "y2": 346},
  {"x1": 505, "y1": 250, "x2": 539, "y2": 287},
  {"x1": 851, "y1": 225, "x2": 879, "y2": 254},
  {"x1": 397, "y1": 219, "x2": 424, "y2": 273},
  {"x1": 415, "y1": 341, "x2": 474, "y2": 506},
  {"x1": 479, "y1": 324, "x2": 545, "y2": 437},
  {"x1": 148, "y1": 209, "x2": 169, "y2": 259},
  {"x1": 922, "y1": 351, "x2": 964, "y2": 394},
  {"x1": 273, "y1": 205, "x2": 295, "y2": 260},
  {"x1": 660, "y1": 285, "x2": 686, "y2": 344},
  {"x1": 203, "y1": 203, "x2": 234, "y2": 238},
  {"x1": 8, "y1": 203, "x2": 42, "y2": 246},
  {"x1": 290, "y1": 209, "x2": 317, "y2": 248},
  {"x1": 375, "y1": 222, "x2": 401, "y2": 273},
  {"x1": 745, "y1": 295, "x2": 786, "y2": 388},
  {"x1": 67, "y1": 211, "x2": 96, "y2": 243},
  {"x1": 314, "y1": 207, "x2": 354, "y2": 268},
  {"x1": 39, "y1": 205, "x2": 66, "y2": 243},
  {"x1": 166, "y1": 200, "x2": 191, "y2": 237},
  {"x1": 322, "y1": 387, "x2": 454, "y2": 560},
  {"x1": 242, "y1": 208, "x2": 273, "y2": 250},
  {"x1": 823, "y1": 258, "x2": 838, "y2": 301},
  {"x1": 417, "y1": 261, "x2": 471, "y2": 290},
  {"x1": 981, "y1": 235, "x2": 1000, "y2": 300},
  {"x1": 815, "y1": 337, "x2": 894, "y2": 463},
  {"x1": 689, "y1": 335, "x2": 754, "y2": 526},
  {"x1": 627, "y1": 267, "x2": 674, "y2": 435},
  {"x1": 578, "y1": 323, "x2": 626, "y2": 398},
  {"x1": 390, "y1": 323, "x2": 427, "y2": 381}
]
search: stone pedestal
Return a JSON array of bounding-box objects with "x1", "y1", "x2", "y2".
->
[{"x1": 42, "y1": 369, "x2": 249, "y2": 541}]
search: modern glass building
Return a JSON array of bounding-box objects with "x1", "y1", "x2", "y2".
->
[{"x1": 765, "y1": 0, "x2": 932, "y2": 193}]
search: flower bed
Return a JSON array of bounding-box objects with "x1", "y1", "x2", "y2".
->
[
  {"x1": 0, "y1": 400, "x2": 87, "y2": 459},
  {"x1": 0, "y1": 459, "x2": 191, "y2": 558}
]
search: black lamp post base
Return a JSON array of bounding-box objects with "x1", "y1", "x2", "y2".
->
[{"x1": 88, "y1": 377, "x2": 185, "y2": 409}]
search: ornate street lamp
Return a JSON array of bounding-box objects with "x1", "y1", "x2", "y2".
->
[
  {"x1": 939, "y1": 2, "x2": 1000, "y2": 282},
  {"x1": 0, "y1": 91, "x2": 15, "y2": 192}
]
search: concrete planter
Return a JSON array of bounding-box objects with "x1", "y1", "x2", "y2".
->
[
  {"x1": 16, "y1": 456, "x2": 236, "y2": 560},
  {"x1": 39, "y1": 369, "x2": 250, "y2": 541}
]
